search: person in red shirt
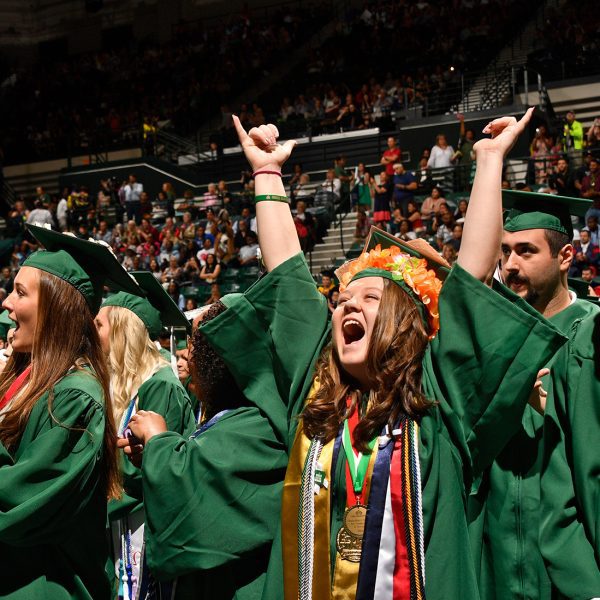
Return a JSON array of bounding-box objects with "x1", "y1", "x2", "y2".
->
[{"x1": 380, "y1": 136, "x2": 401, "y2": 176}]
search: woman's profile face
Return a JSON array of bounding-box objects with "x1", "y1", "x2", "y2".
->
[
  {"x1": 2, "y1": 266, "x2": 40, "y2": 354},
  {"x1": 331, "y1": 276, "x2": 384, "y2": 388},
  {"x1": 94, "y1": 306, "x2": 112, "y2": 355}
]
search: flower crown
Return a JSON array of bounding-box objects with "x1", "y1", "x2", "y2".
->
[{"x1": 337, "y1": 244, "x2": 443, "y2": 338}]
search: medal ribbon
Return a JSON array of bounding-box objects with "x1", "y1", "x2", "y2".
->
[
  {"x1": 342, "y1": 400, "x2": 377, "y2": 504},
  {"x1": 0, "y1": 365, "x2": 32, "y2": 412}
]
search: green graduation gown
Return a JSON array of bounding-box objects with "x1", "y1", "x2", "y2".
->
[
  {"x1": 139, "y1": 253, "x2": 565, "y2": 600},
  {"x1": 468, "y1": 299, "x2": 599, "y2": 600},
  {"x1": 540, "y1": 301, "x2": 600, "y2": 599},
  {"x1": 0, "y1": 368, "x2": 111, "y2": 600},
  {"x1": 107, "y1": 365, "x2": 196, "y2": 598}
]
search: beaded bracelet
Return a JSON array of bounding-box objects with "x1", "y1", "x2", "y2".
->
[
  {"x1": 253, "y1": 170, "x2": 282, "y2": 177},
  {"x1": 255, "y1": 194, "x2": 289, "y2": 203}
]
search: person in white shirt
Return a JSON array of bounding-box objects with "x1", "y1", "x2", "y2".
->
[
  {"x1": 124, "y1": 174, "x2": 144, "y2": 224},
  {"x1": 56, "y1": 194, "x2": 68, "y2": 231},
  {"x1": 427, "y1": 134, "x2": 455, "y2": 169},
  {"x1": 26, "y1": 200, "x2": 54, "y2": 227}
]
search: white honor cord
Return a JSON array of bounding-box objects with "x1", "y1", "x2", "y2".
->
[{"x1": 169, "y1": 326, "x2": 178, "y2": 376}]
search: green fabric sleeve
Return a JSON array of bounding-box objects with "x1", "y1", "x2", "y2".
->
[
  {"x1": 201, "y1": 253, "x2": 330, "y2": 448},
  {"x1": 0, "y1": 389, "x2": 105, "y2": 547},
  {"x1": 109, "y1": 368, "x2": 196, "y2": 520},
  {"x1": 426, "y1": 263, "x2": 567, "y2": 485},
  {"x1": 141, "y1": 407, "x2": 288, "y2": 578},
  {"x1": 540, "y1": 318, "x2": 600, "y2": 599}
]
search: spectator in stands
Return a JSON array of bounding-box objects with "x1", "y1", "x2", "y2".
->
[
  {"x1": 167, "y1": 280, "x2": 185, "y2": 310},
  {"x1": 334, "y1": 156, "x2": 352, "y2": 207},
  {"x1": 94, "y1": 220, "x2": 113, "y2": 244},
  {"x1": 315, "y1": 168, "x2": 341, "y2": 212},
  {"x1": 161, "y1": 256, "x2": 183, "y2": 284},
  {"x1": 203, "y1": 183, "x2": 220, "y2": 209},
  {"x1": 391, "y1": 162, "x2": 417, "y2": 216},
  {"x1": 140, "y1": 191, "x2": 152, "y2": 220},
  {"x1": 576, "y1": 227, "x2": 599, "y2": 265},
  {"x1": 196, "y1": 238, "x2": 216, "y2": 267},
  {"x1": 162, "y1": 182, "x2": 176, "y2": 218},
  {"x1": 454, "y1": 114, "x2": 475, "y2": 190},
  {"x1": 289, "y1": 164, "x2": 303, "y2": 192},
  {"x1": 26, "y1": 199, "x2": 53, "y2": 227},
  {"x1": 395, "y1": 219, "x2": 417, "y2": 241},
  {"x1": 421, "y1": 186, "x2": 446, "y2": 230},
  {"x1": 406, "y1": 200, "x2": 425, "y2": 235},
  {"x1": 160, "y1": 239, "x2": 180, "y2": 265},
  {"x1": 529, "y1": 125, "x2": 553, "y2": 184},
  {"x1": 238, "y1": 230, "x2": 259, "y2": 267},
  {"x1": 317, "y1": 271, "x2": 335, "y2": 296},
  {"x1": 454, "y1": 199, "x2": 468, "y2": 221},
  {"x1": 354, "y1": 205, "x2": 370, "y2": 242},
  {"x1": 380, "y1": 136, "x2": 401, "y2": 176},
  {"x1": 548, "y1": 157, "x2": 577, "y2": 196},
  {"x1": 586, "y1": 117, "x2": 600, "y2": 157},
  {"x1": 199, "y1": 254, "x2": 221, "y2": 285},
  {"x1": 427, "y1": 134, "x2": 455, "y2": 169},
  {"x1": 435, "y1": 211, "x2": 456, "y2": 250},
  {"x1": 35, "y1": 186, "x2": 51, "y2": 208},
  {"x1": 293, "y1": 174, "x2": 314, "y2": 201},
  {"x1": 582, "y1": 157, "x2": 600, "y2": 221},
  {"x1": 442, "y1": 242, "x2": 457, "y2": 265},
  {"x1": 124, "y1": 174, "x2": 143, "y2": 225},
  {"x1": 149, "y1": 258, "x2": 162, "y2": 281},
  {"x1": 327, "y1": 287, "x2": 339, "y2": 315},
  {"x1": 357, "y1": 171, "x2": 374, "y2": 211},
  {"x1": 337, "y1": 103, "x2": 360, "y2": 131},
  {"x1": 586, "y1": 215, "x2": 600, "y2": 246},
  {"x1": 204, "y1": 282, "x2": 222, "y2": 305},
  {"x1": 56, "y1": 189, "x2": 69, "y2": 231},
  {"x1": 0, "y1": 267, "x2": 14, "y2": 295},
  {"x1": 294, "y1": 201, "x2": 316, "y2": 252},
  {"x1": 562, "y1": 110, "x2": 584, "y2": 157},
  {"x1": 373, "y1": 171, "x2": 392, "y2": 230},
  {"x1": 448, "y1": 223, "x2": 463, "y2": 252}
]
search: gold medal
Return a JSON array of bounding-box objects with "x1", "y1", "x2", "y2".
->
[
  {"x1": 343, "y1": 503, "x2": 367, "y2": 538},
  {"x1": 336, "y1": 526, "x2": 363, "y2": 562},
  {"x1": 336, "y1": 504, "x2": 368, "y2": 562}
]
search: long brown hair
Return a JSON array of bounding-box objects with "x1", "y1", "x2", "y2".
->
[
  {"x1": 302, "y1": 279, "x2": 432, "y2": 452},
  {"x1": 0, "y1": 270, "x2": 120, "y2": 498}
]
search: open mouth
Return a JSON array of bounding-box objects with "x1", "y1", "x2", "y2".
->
[{"x1": 342, "y1": 319, "x2": 365, "y2": 345}]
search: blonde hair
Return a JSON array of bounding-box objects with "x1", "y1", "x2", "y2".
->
[{"x1": 105, "y1": 306, "x2": 168, "y2": 423}]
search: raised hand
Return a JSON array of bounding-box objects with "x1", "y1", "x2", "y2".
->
[
  {"x1": 128, "y1": 410, "x2": 168, "y2": 445},
  {"x1": 232, "y1": 115, "x2": 296, "y2": 173},
  {"x1": 474, "y1": 107, "x2": 534, "y2": 159}
]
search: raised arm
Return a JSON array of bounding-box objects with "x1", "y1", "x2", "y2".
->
[
  {"x1": 232, "y1": 115, "x2": 299, "y2": 272},
  {"x1": 458, "y1": 108, "x2": 534, "y2": 281}
]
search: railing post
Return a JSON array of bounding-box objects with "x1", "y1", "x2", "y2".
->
[{"x1": 524, "y1": 69, "x2": 529, "y2": 108}]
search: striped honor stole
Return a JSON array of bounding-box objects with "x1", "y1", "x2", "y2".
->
[{"x1": 284, "y1": 415, "x2": 426, "y2": 600}]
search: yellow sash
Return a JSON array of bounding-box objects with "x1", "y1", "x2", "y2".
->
[{"x1": 282, "y1": 401, "x2": 378, "y2": 600}]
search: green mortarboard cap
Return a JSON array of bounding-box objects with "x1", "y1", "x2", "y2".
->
[
  {"x1": 0, "y1": 310, "x2": 15, "y2": 339},
  {"x1": 502, "y1": 190, "x2": 592, "y2": 238},
  {"x1": 24, "y1": 224, "x2": 142, "y2": 314},
  {"x1": 132, "y1": 271, "x2": 190, "y2": 331},
  {"x1": 568, "y1": 277, "x2": 600, "y2": 304},
  {"x1": 102, "y1": 291, "x2": 163, "y2": 339}
]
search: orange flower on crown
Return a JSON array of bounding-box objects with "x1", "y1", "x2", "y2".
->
[{"x1": 337, "y1": 244, "x2": 443, "y2": 338}]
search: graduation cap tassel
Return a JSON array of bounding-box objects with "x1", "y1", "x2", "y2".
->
[{"x1": 169, "y1": 326, "x2": 178, "y2": 377}]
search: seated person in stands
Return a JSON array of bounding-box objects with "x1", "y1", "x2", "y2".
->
[
  {"x1": 238, "y1": 230, "x2": 260, "y2": 267},
  {"x1": 421, "y1": 186, "x2": 446, "y2": 230},
  {"x1": 294, "y1": 201, "x2": 316, "y2": 251}
]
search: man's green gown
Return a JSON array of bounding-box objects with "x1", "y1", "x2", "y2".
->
[
  {"x1": 139, "y1": 253, "x2": 565, "y2": 599},
  {"x1": 468, "y1": 299, "x2": 600, "y2": 600},
  {"x1": 540, "y1": 301, "x2": 600, "y2": 599},
  {"x1": 0, "y1": 368, "x2": 111, "y2": 599}
]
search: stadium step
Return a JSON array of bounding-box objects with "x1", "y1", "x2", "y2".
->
[
  {"x1": 458, "y1": 0, "x2": 566, "y2": 113},
  {"x1": 308, "y1": 213, "x2": 358, "y2": 276}
]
